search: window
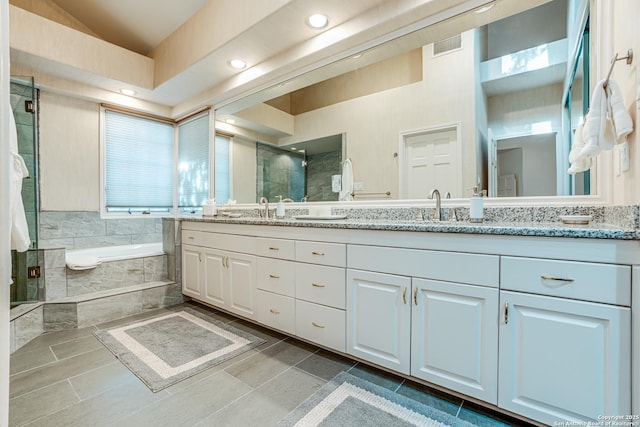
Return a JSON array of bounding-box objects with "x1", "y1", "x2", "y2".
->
[
  {"x1": 102, "y1": 108, "x2": 219, "y2": 216},
  {"x1": 104, "y1": 110, "x2": 174, "y2": 212},
  {"x1": 178, "y1": 114, "x2": 210, "y2": 209},
  {"x1": 214, "y1": 134, "x2": 231, "y2": 203}
]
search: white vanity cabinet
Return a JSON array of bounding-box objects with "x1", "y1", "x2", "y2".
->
[
  {"x1": 180, "y1": 221, "x2": 637, "y2": 426},
  {"x1": 347, "y1": 245, "x2": 500, "y2": 403},
  {"x1": 498, "y1": 256, "x2": 632, "y2": 425},
  {"x1": 181, "y1": 231, "x2": 258, "y2": 320}
]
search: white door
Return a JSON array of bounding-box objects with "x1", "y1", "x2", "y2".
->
[
  {"x1": 226, "y1": 252, "x2": 257, "y2": 319},
  {"x1": 401, "y1": 127, "x2": 459, "y2": 198},
  {"x1": 182, "y1": 245, "x2": 202, "y2": 299},
  {"x1": 411, "y1": 279, "x2": 498, "y2": 404},
  {"x1": 347, "y1": 269, "x2": 411, "y2": 373},
  {"x1": 499, "y1": 291, "x2": 631, "y2": 425}
]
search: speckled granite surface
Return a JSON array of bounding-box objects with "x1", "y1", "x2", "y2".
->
[{"x1": 180, "y1": 204, "x2": 640, "y2": 240}]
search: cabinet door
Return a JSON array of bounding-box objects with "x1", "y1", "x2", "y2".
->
[
  {"x1": 411, "y1": 279, "x2": 498, "y2": 404},
  {"x1": 202, "y1": 248, "x2": 226, "y2": 307},
  {"x1": 347, "y1": 269, "x2": 411, "y2": 374},
  {"x1": 226, "y1": 252, "x2": 257, "y2": 319},
  {"x1": 182, "y1": 245, "x2": 202, "y2": 298},
  {"x1": 499, "y1": 291, "x2": 631, "y2": 425}
]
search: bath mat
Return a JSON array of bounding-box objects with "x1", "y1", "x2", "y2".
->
[
  {"x1": 94, "y1": 307, "x2": 265, "y2": 392},
  {"x1": 278, "y1": 372, "x2": 477, "y2": 427}
]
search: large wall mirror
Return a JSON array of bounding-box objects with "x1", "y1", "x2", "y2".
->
[{"x1": 215, "y1": 0, "x2": 592, "y2": 204}]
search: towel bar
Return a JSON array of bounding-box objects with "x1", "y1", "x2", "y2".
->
[{"x1": 604, "y1": 49, "x2": 633, "y2": 88}]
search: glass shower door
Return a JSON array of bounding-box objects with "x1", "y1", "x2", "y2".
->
[{"x1": 10, "y1": 76, "x2": 39, "y2": 306}]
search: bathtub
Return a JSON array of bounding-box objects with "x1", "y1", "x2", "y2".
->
[{"x1": 66, "y1": 242, "x2": 164, "y2": 269}]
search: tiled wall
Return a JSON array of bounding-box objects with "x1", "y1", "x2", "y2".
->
[
  {"x1": 39, "y1": 211, "x2": 163, "y2": 250},
  {"x1": 306, "y1": 150, "x2": 341, "y2": 202},
  {"x1": 256, "y1": 143, "x2": 305, "y2": 202}
]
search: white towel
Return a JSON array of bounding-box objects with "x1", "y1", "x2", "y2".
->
[
  {"x1": 606, "y1": 79, "x2": 634, "y2": 141},
  {"x1": 567, "y1": 122, "x2": 591, "y2": 174},
  {"x1": 66, "y1": 254, "x2": 101, "y2": 270},
  {"x1": 9, "y1": 114, "x2": 31, "y2": 252},
  {"x1": 581, "y1": 79, "x2": 613, "y2": 158},
  {"x1": 339, "y1": 158, "x2": 353, "y2": 201},
  {"x1": 578, "y1": 77, "x2": 634, "y2": 165}
]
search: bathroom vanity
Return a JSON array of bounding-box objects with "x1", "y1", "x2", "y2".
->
[{"x1": 179, "y1": 216, "x2": 638, "y2": 426}]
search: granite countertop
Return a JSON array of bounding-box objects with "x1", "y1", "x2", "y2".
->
[{"x1": 179, "y1": 215, "x2": 639, "y2": 240}]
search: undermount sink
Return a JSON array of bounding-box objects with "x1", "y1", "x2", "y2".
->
[{"x1": 293, "y1": 214, "x2": 347, "y2": 220}]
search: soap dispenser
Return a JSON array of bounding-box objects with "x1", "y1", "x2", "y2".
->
[
  {"x1": 469, "y1": 186, "x2": 485, "y2": 223},
  {"x1": 276, "y1": 195, "x2": 285, "y2": 219}
]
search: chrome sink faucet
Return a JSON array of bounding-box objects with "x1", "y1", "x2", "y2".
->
[
  {"x1": 429, "y1": 189, "x2": 441, "y2": 221},
  {"x1": 259, "y1": 196, "x2": 269, "y2": 219}
]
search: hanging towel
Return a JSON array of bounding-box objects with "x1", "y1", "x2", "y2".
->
[
  {"x1": 339, "y1": 158, "x2": 353, "y2": 201},
  {"x1": 568, "y1": 122, "x2": 591, "y2": 174},
  {"x1": 580, "y1": 77, "x2": 634, "y2": 160},
  {"x1": 9, "y1": 113, "x2": 31, "y2": 252},
  {"x1": 580, "y1": 79, "x2": 613, "y2": 158},
  {"x1": 606, "y1": 79, "x2": 634, "y2": 141}
]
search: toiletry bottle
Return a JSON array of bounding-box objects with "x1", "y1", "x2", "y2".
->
[
  {"x1": 276, "y1": 195, "x2": 285, "y2": 219},
  {"x1": 469, "y1": 186, "x2": 484, "y2": 223}
]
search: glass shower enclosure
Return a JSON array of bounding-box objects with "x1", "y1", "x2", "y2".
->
[{"x1": 10, "y1": 76, "x2": 39, "y2": 306}]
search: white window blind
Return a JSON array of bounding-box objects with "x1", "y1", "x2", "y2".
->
[
  {"x1": 178, "y1": 113, "x2": 210, "y2": 207},
  {"x1": 214, "y1": 134, "x2": 231, "y2": 203},
  {"x1": 104, "y1": 110, "x2": 174, "y2": 210}
]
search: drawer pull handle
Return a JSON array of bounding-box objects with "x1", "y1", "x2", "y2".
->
[
  {"x1": 188, "y1": 236, "x2": 195, "y2": 240},
  {"x1": 541, "y1": 275, "x2": 574, "y2": 283},
  {"x1": 311, "y1": 251, "x2": 325, "y2": 256},
  {"x1": 269, "y1": 247, "x2": 280, "y2": 251},
  {"x1": 402, "y1": 286, "x2": 407, "y2": 304},
  {"x1": 269, "y1": 309, "x2": 280, "y2": 315},
  {"x1": 413, "y1": 288, "x2": 418, "y2": 306},
  {"x1": 269, "y1": 274, "x2": 280, "y2": 279},
  {"x1": 312, "y1": 283, "x2": 325, "y2": 288},
  {"x1": 312, "y1": 322, "x2": 325, "y2": 329}
]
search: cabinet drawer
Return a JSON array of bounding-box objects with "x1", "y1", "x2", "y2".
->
[
  {"x1": 182, "y1": 230, "x2": 202, "y2": 246},
  {"x1": 348, "y1": 245, "x2": 498, "y2": 287},
  {"x1": 201, "y1": 232, "x2": 255, "y2": 254},
  {"x1": 296, "y1": 241, "x2": 346, "y2": 267},
  {"x1": 257, "y1": 258, "x2": 295, "y2": 297},
  {"x1": 296, "y1": 300, "x2": 345, "y2": 352},
  {"x1": 256, "y1": 290, "x2": 295, "y2": 335},
  {"x1": 295, "y1": 264, "x2": 345, "y2": 309},
  {"x1": 501, "y1": 257, "x2": 631, "y2": 306},
  {"x1": 255, "y1": 237, "x2": 295, "y2": 260}
]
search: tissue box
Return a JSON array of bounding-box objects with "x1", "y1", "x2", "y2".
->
[{"x1": 203, "y1": 204, "x2": 216, "y2": 216}]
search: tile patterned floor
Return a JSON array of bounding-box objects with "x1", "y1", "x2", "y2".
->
[{"x1": 9, "y1": 302, "x2": 531, "y2": 427}]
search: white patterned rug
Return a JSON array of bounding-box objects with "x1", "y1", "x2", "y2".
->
[
  {"x1": 94, "y1": 307, "x2": 265, "y2": 392},
  {"x1": 279, "y1": 372, "x2": 478, "y2": 427}
]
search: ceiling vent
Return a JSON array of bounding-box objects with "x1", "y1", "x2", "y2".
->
[{"x1": 433, "y1": 34, "x2": 462, "y2": 56}]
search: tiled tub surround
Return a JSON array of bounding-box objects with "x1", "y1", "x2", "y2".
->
[{"x1": 39, "y1": 211, "x2": 163, "y2": 250}]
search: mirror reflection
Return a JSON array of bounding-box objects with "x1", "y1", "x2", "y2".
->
[{"x1": 216, "y1": 0, "x2": 591, "y2": 203}]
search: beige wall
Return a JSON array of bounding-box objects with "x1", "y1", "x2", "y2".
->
[
  {"x1": 39, "y1": 91, "x2": 100, "y2": 211},
  {"x1": 610, "y1": 0, "x2": 639, "y2": 204}
]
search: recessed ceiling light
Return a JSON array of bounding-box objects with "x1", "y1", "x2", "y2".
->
[
  {"x1": 225, "y1": 118, "x2": 236, "y2": 124},
  {"x1": 120, "y1": 88, "x2": 136, "y2": 96},
  {"x1": 291, "y1": 147, "x2": 297, "y2": 151},
  {"x1": 352, "y1": 53, "x2": 363, "y2": 59},
  {"x1": 306, "y1": 14, "x2": 328, "y2": 29},
  {"x1": 227, "y1": 59, "x2": 247, "y2": 70}
]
